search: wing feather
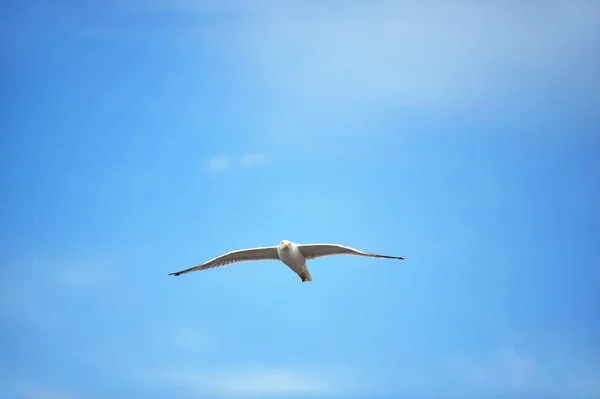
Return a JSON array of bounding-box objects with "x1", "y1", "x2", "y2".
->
[
  {"x1": 169, "y1": 246, "x2": 280, "y2": 276},
  {"x1": 297, "y1": 243, "x2": 406, "y2": 261}
]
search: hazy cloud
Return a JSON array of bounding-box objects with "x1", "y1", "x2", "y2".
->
[
  {"x1": 152, "y1": 367, "x2": 356, "y2": 397},
  {"x1": 445, "y1": 347, "x2": 537, "y2": 394},
  {"x1": 239, "y1": 153, "x2": 265, "y2": 167},
  {"x1": 16, "y1": 384, "x2": 79, "y2": 399},
  {"x1": 158, "y1": 0, "x2": 598, "y2": 110},
  {"x1": 442, "y1": 344, "x2": 600, "y2": 397},
  {"x1": 167, "y1": 325, "x2": 212, "y2": 350},
  {"x1": 236, "y1": 1, "x2": 599, "y2": 107},
  {"x1": 208, "y1": 155, "x2": 230, "y2": 171},
  {"x1": 0, "y1": 258, "x2": 111, "y2": 330},
  {"x1": 51, "y1": 262, "x2": 109, "y2": 290}
]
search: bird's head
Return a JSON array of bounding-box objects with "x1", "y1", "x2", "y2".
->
[{"x1": 280, "y1": 240, "x2": 291, "y2": 249}]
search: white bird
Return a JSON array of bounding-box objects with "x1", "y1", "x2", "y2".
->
[{"x1": 168, "y1": 240, "x2": 407, "y2": 282}]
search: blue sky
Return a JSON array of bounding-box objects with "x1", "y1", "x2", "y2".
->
[{"x1": 1, "y1": 1, "x2": 599, "y2": 398}]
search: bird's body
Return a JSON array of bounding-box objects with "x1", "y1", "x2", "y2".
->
[
  {"x1": 277, "y1": 241, "x2": 313, "y2": 281},
  {"x1": 168, "y1": 240, "x2": 406, "y2": 282}
]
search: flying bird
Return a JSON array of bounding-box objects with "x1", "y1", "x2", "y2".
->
[{"x1": 168, "y1": 240, "x2": 407, "y2": 282}]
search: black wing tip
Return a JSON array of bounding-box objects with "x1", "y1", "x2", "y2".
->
[
  {"x1": 379, "y1": 255, "x2": 407, "y2": 260},
  {"x1": 168, "y1": 272, "x2": 181, "y2": 276}
]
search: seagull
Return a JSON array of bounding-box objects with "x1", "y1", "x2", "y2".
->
[{"x1": 168, "y1": 240, "x2": 407, "y2": 282}]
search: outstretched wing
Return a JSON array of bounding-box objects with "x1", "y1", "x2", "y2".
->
[
  {"x1": 297, "y1": 243, "x2": 406, "y2": 261},
  {"x1": 169, "y1": 246, "x2": 280, "y2": 276}
]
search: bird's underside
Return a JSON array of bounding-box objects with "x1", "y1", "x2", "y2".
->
[{"x1": 168, "y1": 240, "x2": 407, "y2": 282}]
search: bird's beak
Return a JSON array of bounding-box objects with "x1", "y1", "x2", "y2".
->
[{"x1": 284, "y1": 243, "x2": 290, "y2": 248}]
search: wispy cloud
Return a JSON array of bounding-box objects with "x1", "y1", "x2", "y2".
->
[
  {"x1": 0, "y1": 258, "x2": 111, "y2": 330},
  {"x1": 239, "y1": 153, "x2": 265, "y2": 168},
  {"x1": 50, "y1": 262, "x2": 110, "y2": 290},
  {"x1": 503, "y1": 347, "x2": 535, "y2": 391},
  {"x1": 227, "y1": 1, "x2": 599, "y2": 108},
  {"x1": 16, "y1": 384, "x2": 79, "y2": 399},
  {"x1": 208, "y1": 155, "x2": 230, "y2": 171},
  {"x1": 445, "y1": 347, "x2": 539, "y2": 394},
  {"x1": 151, "y1": 366, "x2": 357, "y2": 397},
  {"x1": 167, "y1": 325, "x2": 211, "y2": 350},
  {"x1": 147, "y1": 0, "x2": 597, "y2": 113},
  {"x1": 442, "y1": 344, "x2": 600, "y2": 397},
  {"x1": 207, "y1": 153, "x2": 266, "y2": 171}
]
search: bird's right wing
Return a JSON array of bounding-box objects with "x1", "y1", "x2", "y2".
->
[
  {"x1": 297, "y1": 243, "x2": 406, "y2": 261},
  {"x1": 169, "y1": 246, "x2": 280, "y2": 276}
]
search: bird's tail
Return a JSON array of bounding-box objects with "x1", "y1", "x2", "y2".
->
[{"x1": 300, "y1": 269, "x2": 313, "y2": 282}]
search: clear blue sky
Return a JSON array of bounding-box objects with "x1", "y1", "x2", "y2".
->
[{"x1": 1, "y1": 1, "x2": 599, "y2": 398}]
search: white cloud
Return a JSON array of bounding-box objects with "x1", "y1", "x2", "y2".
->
[
  {"x1": 16, "y1": 384, "x2": 79, "y2": 399},
  {"x1": 50, "y1": 261, "x2": 109, "y2": 290},
  {"x1": 442, "y1": 344, "x2": 600, "y2": 397},
  {"x1": 208, "y1": 155, "x2": 230, "y2": 171},
  {"x1": 167, "y1": 325, "x2": 211, "y2": 350},
  {"x1": 0, "y1": 258, "x2": 111, "y2": 330},
  {"x1": 92, "y1": 1, "x2": 600, "y2": 114},
  {"x1": 154, "y1": 0, "x2": 598, "y2": 111},
  {"x1": 503, "y1": 347, "x2": 535, "y2": 391},
  {"x1": 445, "y1": 347, "x2": 539, "y2": 394},
  {"x1": 152, "y1": 366, "x2": 357, "y2": 397},
  {"x1": 206, "y1": 153, "x2": 266, "y2": 171},
  {"x1": 239, "y1": 153, "x2": 265, "y2": 168},
  {"x1": 265, "y1": 3, "x2": 592, "y2": 107}
]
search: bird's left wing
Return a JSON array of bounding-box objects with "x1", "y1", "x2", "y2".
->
[
  {"x1": 168, "y1": 246, "x2": 280, "y2": 276},
  {"x1": 297, "y1": 243, "x2": 406, "y2": 261}
]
